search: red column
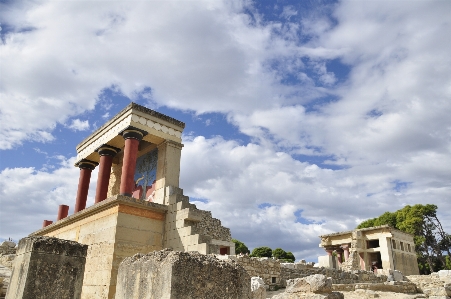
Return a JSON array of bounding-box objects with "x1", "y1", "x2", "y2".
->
[
  {"x1": 57, "y1": 204, "x2": 69, "y2": 220},
  {"x1": 342, "y1": 244, "x2": 350, "y2": 260},
  {"x1": 119, "y1": 128, "x2": 146, "y2": 196},
  {"x1": 42, "y1": 220, "x2": 53, "y2": 228},
  {"x1": 74, "y1": 159, "x2": 98, "y2": 214},
  {"x1": 95, "y1": 145, "x2": 120, "y2": 203}
]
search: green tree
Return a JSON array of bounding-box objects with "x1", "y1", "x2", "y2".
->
[
  {"x1": 250, "y1": 246, "x2": 272, "y2": 258},
  {"x1": 284, "y1": 251, "x2": 295, "y2": 263},
  {"x1": 272, "y1": 248, "x2": 286, "y2": 259},
  {"x1": 357, "y1": 204, "x2": 451, "y2": 274},
  {"x1": 232, "y1": 239, "x2": 250, "y2": 255}
]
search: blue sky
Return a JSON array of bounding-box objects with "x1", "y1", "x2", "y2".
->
[{"x1": 1, "y1": 0, "x2": 450, "y2": 262}]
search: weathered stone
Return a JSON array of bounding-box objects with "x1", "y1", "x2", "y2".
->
[
  {"x1": 286, "y1": 275, "x2": 332, "y2": 294},
  {"x1": 251, "y1": 276, "x2": 266, "y2": 299},
  {"x1": 272, "y1": 291, "x2": 344, "y2": 299},
  {"x1": 115, "y1": 249, "x2": 251, "y2": 299},
  {"x1": 5, "y1": 236, "x2": 88, "y2": 299}
]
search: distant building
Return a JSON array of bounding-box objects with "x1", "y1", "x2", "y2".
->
[{"x1": 318, "y1": 225, "x2": 419, "y2": 275}]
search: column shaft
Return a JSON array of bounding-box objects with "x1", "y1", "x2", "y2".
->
[
  {"x1": 57, "y1": 204, "x2": 69, "y2": 220},
  {"x1": 74, "y1": 168, "x2": 93, "y2": 213},
  {"x1": 120, "y1": 138, "x2": 140, "y2": 196},
  {"x1": 42, "y1": 220, "x2": 53, "y2": 228},
  {"x1": 95, "y1": 155, "x2": 114, "y2": 203}
]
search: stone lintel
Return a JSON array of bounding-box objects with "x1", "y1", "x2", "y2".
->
[
  {"x1": 75, "y1": 103, "x2": 185, "y2": 162},
  {"x1": 30, "y1": 195, "x2": 167, "y2": 236}
]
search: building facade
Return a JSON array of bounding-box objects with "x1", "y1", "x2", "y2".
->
[
  {"x1": 30, "y1": 103, "x2": 234, "y2": 299},
  {"x1": 318, "y1": 225, "x2": 419, "y2": 276}
]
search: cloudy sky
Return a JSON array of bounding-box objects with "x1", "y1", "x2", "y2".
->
[{"x1": 1, "y1": 0, "x2": 450, "y2": 262}]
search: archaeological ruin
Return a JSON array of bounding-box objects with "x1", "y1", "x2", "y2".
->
[
  {"x1": 318, "y1": 225, "x2": 420, "y2": 276},
  {"x1": 1, "y1": 102, "x2": 450, "y2": 299}
]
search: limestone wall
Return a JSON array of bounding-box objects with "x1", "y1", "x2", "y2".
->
[
  {"x1": 393, "y1": 251, "x2": 420, "y2": 276},
  {"x1": 407, "y1": 270, "x2": 451, "y2": 297},
  {"x1": 31, "y1": 195, "x2": 166, "y2": 299},
  {"x1": 280, "y1": 265, "x2": 387, "y2": 287},
  {"x1": 6, "y1": 236, "x2": 87, "y2": 299},
  {"x1": 115, "y1": 249, "x2": 251, "y2": 299},
  {"x1": 227, "y1": 256, "x2": 281, "y2": 286}
]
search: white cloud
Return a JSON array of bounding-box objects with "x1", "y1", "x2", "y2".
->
[
  {"x1": 0, "y1": 157, "x2": 98, "y2": 241},
  {"x1": 0, "y1": 0, "x2": 317, "y2": 149},
  {"x1": 67, "y1": 119, "x2": 90, "y2": 131},
  {"x1": 180, "y1": 136, "x2": 451, "y2": 260},
  {"x1": 0, "y1": 0, "x2": 450, "y2": 261}
]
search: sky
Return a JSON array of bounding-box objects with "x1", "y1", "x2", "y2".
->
[{"x1": 0, "y1": 0, "x2": 450, "y2": 262}]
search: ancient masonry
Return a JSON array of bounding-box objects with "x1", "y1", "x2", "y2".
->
[
  {"x1": 318, "y1": 225, "x2": 420, "y2": 276},
  {"x1": 25, "y1": 103, "x2": 234, "y2": 299},
  {"x1": 6, "y1": 236, "x2": 87, "y2": 299},
  {"x1": 2, "y1": 102, "x2": 447, "y2": 299}
]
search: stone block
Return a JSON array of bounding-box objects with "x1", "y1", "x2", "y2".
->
[
  {"x1": 115, "y1": 249, "x2": 251, "y2": 299},
  {"x1": 6, "y1": 236, "x2": 88, "y2": 299},
  {"x1": 251, "y1": 277, "x2": 266, "y2": 299}
]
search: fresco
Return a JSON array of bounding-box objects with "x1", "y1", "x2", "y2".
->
[{"x1": 133, "y1": 149, "x2": 158, "y2": 201}]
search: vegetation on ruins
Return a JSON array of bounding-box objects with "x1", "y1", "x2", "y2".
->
[
  {"x1": 272, "y1": 248, "x2": 296, "y2": 263},
  {"x1": 357, "y1": 204, "x2": 451, "y2": 274},
  {"x1": 250, "y1": 246, "x2": 273, "y2": 258},
  {"x1": 232, "y1": 239, "x2": 250, "y2": 254}
]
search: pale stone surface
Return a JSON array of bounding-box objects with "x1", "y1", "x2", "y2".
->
[
  {"x1": 115, "y1": 249, "x2": 251, "y2": 299},
  {"x1": 6, "y1": 236, "x2": 87, "y2": 299},
  {"x1": 228, "y1": 255, "x2": 281, "y2": 286},
  {"x1": 286, "y1": 275, "x2": 332, "y2": 294},
  {"x1": 252, "y1": 277, "x2": 267, "y2": 299},
  {"x1": 0, "y1": 264, "x2": 12, "y2": 298}
]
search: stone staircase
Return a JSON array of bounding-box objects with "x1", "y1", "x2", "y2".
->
[{"x1": 164, "y1": 187, "x2": 233, "y2": 254}]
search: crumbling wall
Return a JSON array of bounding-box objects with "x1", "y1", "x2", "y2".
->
[
  {"x1": 227, "y1": 255, "x2": 281, "y2": 286},
  {"x1": 6, "y1": 236, "x2": 88, "y2": 299},
  {"x1": 115, "y1": 249, "x2": 251, "y2": 299},
  {"x1": 191, "y1": 210, "x2": 232, "y2": 241},
  {"x1": 164, "y1": 187, "x2": 234, "y2": 254},
  {"x1": 280, "y1": 265, "x2": 387, "y2": 287},
  {"x1": 407, "y1": 270, "x2": 451, "y2": 298}
]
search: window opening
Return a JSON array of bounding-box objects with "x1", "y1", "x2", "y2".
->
[{"x1": 367, "y1": 239, "x2": 380, "y2": 249}]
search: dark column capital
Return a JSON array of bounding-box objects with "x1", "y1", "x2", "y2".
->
[
  {"x1": 95, "y1": 144, "x2": 121, "y2": 157},
  {"x1": 75, "y1": 159, "x2": 98, "y2": 170},
  {"x1": 119, "y1": 126, "x2": 148, "y2": 141}
]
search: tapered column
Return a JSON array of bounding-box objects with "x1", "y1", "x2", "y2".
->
[
  {"x1": 119, "y1": 127, "x2": 147, "y2": 196},
  {"x1": 341, "y1": 244, "x2": 350, "y2": 260},
  {"x1": 95, "y1": 145, "x2": 121, "y2": 203},
  {"x1": 42, "y1": 220, "x2": 53, "y2": 228},
  {"x1": 74, "y1": 159, "x2": 98, "y2": 213},
  {"x1": 57, "y1": 204, "x2": 69, "y2": 220}
]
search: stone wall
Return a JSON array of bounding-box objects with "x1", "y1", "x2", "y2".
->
[
  {"x1": 31, "y1": 195, "x2": 166, "y2": 299},
  {"x1": 407, "y1": 270, "x2": 451, "y2": 298},
  {"x1": 280, "y1": 265, "x2": 387, "y2": 287},
  {"x1": 115, "y1": 249, "x2": 251, "y2": 299},
  {"x1": 227, "y1": 255, "x2": 281, "y2": 286},
  {"x1": 6, "y1": 236, "x2": 88, "y2": 299}
]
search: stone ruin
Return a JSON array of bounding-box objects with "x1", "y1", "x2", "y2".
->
[
  {"x1": 5, "y1": 236, "x2": 87, "y2": 299},
  {"x1": 0, "y1": 241, "x2": 16, "y2": 299},
  {"x1": 2, "y1": 103, "x2": 450, "y2": 299},
  {"x1": 115, "y1": 248, "x2": 251, "y2": 299}
]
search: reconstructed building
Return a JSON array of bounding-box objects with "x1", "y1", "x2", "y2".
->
[
  {"x1": 318, "y1": 225, "x2": 420, "y2": 276},
  {"x1": 30, "y1": 103, "x2": 234, "y2": 299}
]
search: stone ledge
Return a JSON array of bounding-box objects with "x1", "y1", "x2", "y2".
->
[{"x1": 30, "y1": 195, "x2": 167, "y2": 236}]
